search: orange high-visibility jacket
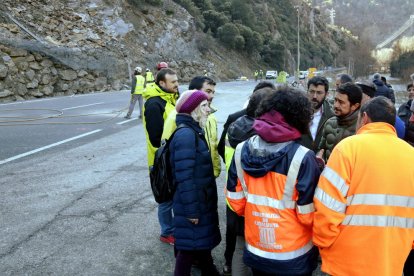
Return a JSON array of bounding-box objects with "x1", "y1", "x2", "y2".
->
[
  {"x1": 226, "y1": 136, "x2": 320, "y2": 275},
  {"x1": 313, "y1": 122, "x2": 414, "y2": 276}
]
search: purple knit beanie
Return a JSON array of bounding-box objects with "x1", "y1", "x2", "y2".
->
[{"x1": 176, "y1": 90, "x2": 208, "y2": 114}]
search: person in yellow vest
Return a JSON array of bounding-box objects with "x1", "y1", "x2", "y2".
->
[
  {"x1": 276, "y1": 71, "x2": 288, "y2": 84},
  {"x1": 313, "y1": 96, "x2": 414, "y2": 276},
  {"x1": 162, "y1": 76, "x2": 221, "y2": 178},
  {"x1": 124, "y1": 66, "x2": 146, "y2": 119},
  {"x1": 145, "y1": 68, "x2": 154, "y2": 87},
  {"x1": 142, "y1": 68, "x2": 179, "y2": 245}
]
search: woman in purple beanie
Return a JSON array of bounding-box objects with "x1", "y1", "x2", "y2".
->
[{"x1": 169, "y1": 90, "x2": 222, "y2": 276}]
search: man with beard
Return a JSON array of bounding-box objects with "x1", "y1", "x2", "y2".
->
[
  {"x1": 143, "y1": 68, "x2": 179, "y2": 245},
  {"x1": 317, "y1": 82, "x2": 362, "y2": 162},
  {"x1": 301, "y1": 76, "x2": 334, "y2": 153}
]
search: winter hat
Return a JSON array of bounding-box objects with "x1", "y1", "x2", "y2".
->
[
  {"x1": 373, "y1": 73, "x2": 381, "y2": 80},
  {"x1": 356, "y1": 81, "x2": 376, "y2": 98},
  {"x1": 176, "y1": 90, "x2": 208, "y2": 114}
]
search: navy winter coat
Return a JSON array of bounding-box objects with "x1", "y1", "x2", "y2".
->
[{"x1": 169, "y1": 114, "x2": 221, "y2": 251}]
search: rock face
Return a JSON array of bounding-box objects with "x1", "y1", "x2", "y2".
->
[{"x1": 0, "y1": 0, "x2": 256, "y2": 102}]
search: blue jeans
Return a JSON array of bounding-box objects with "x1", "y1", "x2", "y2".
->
[{"x1": 158, "y1": 200, "x2": 174, "y2": 236}]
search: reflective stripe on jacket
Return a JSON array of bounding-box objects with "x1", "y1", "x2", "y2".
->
[
  {"x1": 226, "y1": 136, "x2": 320, "y2": 274},
  {"x1": 133, "y1": 75, "x2": 145, "y2": 94},
  {"x1": 313, "y1": 122, "x2": 414, "y2": 276}
]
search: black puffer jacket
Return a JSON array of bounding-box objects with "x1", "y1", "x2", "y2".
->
[
  {"x1": 373, "y1": 79, "x2": 395, "y2": 103},
  {"x1": 398, "y1": 99, "x2": 414, "y2": 146}
]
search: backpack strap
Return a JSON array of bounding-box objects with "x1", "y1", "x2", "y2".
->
[{"x1": 172, "y1": 123, "x2": 199, "y2": 148}]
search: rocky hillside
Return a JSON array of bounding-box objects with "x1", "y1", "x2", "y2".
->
[{"x1": 0, "y1": 0, "x2": 346, "y2": 102}]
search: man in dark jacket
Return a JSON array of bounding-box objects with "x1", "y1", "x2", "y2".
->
[
  {"x1": 143, "y1": 68, "x2": 179, "y2": 245},
  {"x1": 373, "y1": 73, "x2": 395, "y2": 103},
  {"x1": 218, "y1": 81, "x2": 275, "y2": 160},
  {"x1": 398, "y1": 83, "x2": 414, "y2": 145},
  {"x1": 301, "y1": 76, "x2": 334, "y2": 153},
  {"x1": 317, "y1": 83, "x2": 362, "y2": 162}
]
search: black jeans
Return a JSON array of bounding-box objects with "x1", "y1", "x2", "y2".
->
[{"x1": 174, "y1": 249, "x2": 219, "y2": 276}]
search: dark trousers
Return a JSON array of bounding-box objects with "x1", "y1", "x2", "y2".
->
[
  {"x1": 224, "y1": 205, "x2": 238, "y2": 265},
  {"x1": 174, "y1": 249, "x2": 219, "y2": 276},
  {"x1": 252, "y1": 269, "x2": 312, "y2": 276},
  {"x1": 404, "y1": 249, "x2": 414, "y2": 275}
]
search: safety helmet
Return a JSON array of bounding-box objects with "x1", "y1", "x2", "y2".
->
[
  {"x1": 134, "y1": 66, "x2": 142, "y2": 73},
  {"x1": 157, "y1": 61, "x2": 168, "y2": 70},
  {"x1": 146, "y1": 68, "x2": 150, "y2": 72}
]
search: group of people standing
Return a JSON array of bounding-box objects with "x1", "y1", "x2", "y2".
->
[{"x1": 137, "y1": 64, "x2": 414, "y2": 276}]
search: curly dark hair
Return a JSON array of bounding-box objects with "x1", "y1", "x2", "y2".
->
[{"x1": 255, "y1": 85, "x2": 312, "y2": 134}]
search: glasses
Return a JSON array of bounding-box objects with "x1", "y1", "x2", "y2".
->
[{"x1": 308, "y1": 90, "x2": 325, "y2": 96}]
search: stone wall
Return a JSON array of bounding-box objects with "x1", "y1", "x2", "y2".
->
[{"x1": 0, "y1": 44, "x2": 125, "y2": 102}]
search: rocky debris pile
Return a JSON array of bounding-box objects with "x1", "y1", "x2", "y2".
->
[
  {"x1": 3, "y1": 0, "x2": 133, "y2": 48},
  {"x1": 0, "y1": 0, "x2": 256, "y2": 103}
]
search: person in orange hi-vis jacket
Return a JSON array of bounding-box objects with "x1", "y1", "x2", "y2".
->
[
  {"x1": 313, "y1": 96, "x2": 414, "y2": 276},
  {"x1": 226, "y1": 87, "x2": 320, "y2": 276}
]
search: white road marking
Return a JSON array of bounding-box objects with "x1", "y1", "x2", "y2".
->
[
  {"x1": 0, "y1": 129, "x2": 102, "y2": 165},
  {"x1": 62, "y1": 102, "x2": 105, "y2": 110},
  {"x1": 117, "y1": 118, "x2": 138, "y2": 125}
]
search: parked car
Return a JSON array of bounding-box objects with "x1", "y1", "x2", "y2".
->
[
  {"x1": 265, "y1": 70, "x2": 277, "y2": 79},
  {"x1": 299, "y1": 70, "x2": 308, "y2": 79}
]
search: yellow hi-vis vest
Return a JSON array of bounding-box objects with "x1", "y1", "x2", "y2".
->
[
  {"x1": 134, "y1": 75, "x2": 145, "y2": 95},
  {"x1": 146, "y1": 71, "x2": 154, "y2": 83}
]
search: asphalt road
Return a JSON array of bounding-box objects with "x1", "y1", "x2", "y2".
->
[
  {"x1": 0, "y1": 80, "x2": 326, "y2": 275},
  {"x1": 0, "y1": 80, "x2": 257, "y2": 275}
]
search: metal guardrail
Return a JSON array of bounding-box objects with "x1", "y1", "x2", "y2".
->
[{"x1": 376, "y1": 15, "x2": 414, "y2": 49}]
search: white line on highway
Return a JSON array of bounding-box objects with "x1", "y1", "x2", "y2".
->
[
  {"x1": 117, "y1": 118, "x2": 138, "y2": 125},
  {"x1": 0, "y1": 129, "x2": 102, "y2": 165},
  {"x1": 62, "y1": 102, "x2": 105, "y2": 110}
]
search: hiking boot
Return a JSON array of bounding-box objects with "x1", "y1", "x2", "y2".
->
[
  {"x1": 124, "y1": 115, "x2": 131, "y2": 119},
  {"x1": 160, "y1": 235, "x2": 175, "y2": 245}
]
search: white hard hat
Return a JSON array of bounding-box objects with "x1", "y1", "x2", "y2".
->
[{"x1": 134, "y1": 66, "x2": 142, "y2": 73}]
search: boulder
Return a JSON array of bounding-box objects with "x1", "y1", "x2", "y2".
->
[
  {"x1": 41, "y1": 85, "x2": 54, "y2": 95},
  {"x1": 0, "y1": 64, "x2": 8, "y2": 78},
  {"x1": 40, "y1": 74, "x2": 52, "y2": 85},
  {"x1": 95, "y1": 77, "x2": 107, "y2": 91},
  {"x1": 41, "y1": 59, "x2": 53, "y2": 67},
  {"x1": 77, "y1": 70, "x2": 88, "y2": 77},
  {"x1": 0, "y1": 90, "x2": 13, "y2": 98},
  {"x1": 16, "y1": 83, "x2": 28, "y2": 96},
  {"x1": 26, "y1": 79, "x2": 39, "y2": 89},
  {"x1": 59, "y1": 69, "x2": 78, "y2": 81},
  {"x1": 26, "y1": 69, "x2": 35, "y2": 81},
  {"x1": 29, "y1": 62, "x2": 42, "y2": 70},
  {"x1": 9, "y1": 48, "x2": 28, "y2": 57}
]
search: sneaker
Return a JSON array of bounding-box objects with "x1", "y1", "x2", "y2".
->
[
  {"x1": 124, "y1": 115, "x2": 131, "y2": 119},
  {"x1": 222, "y1": 264, "x2": 231, "y2": 276},
  {"x1": 160, "y1": 235, "x2": 175, "y2": 245}
]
